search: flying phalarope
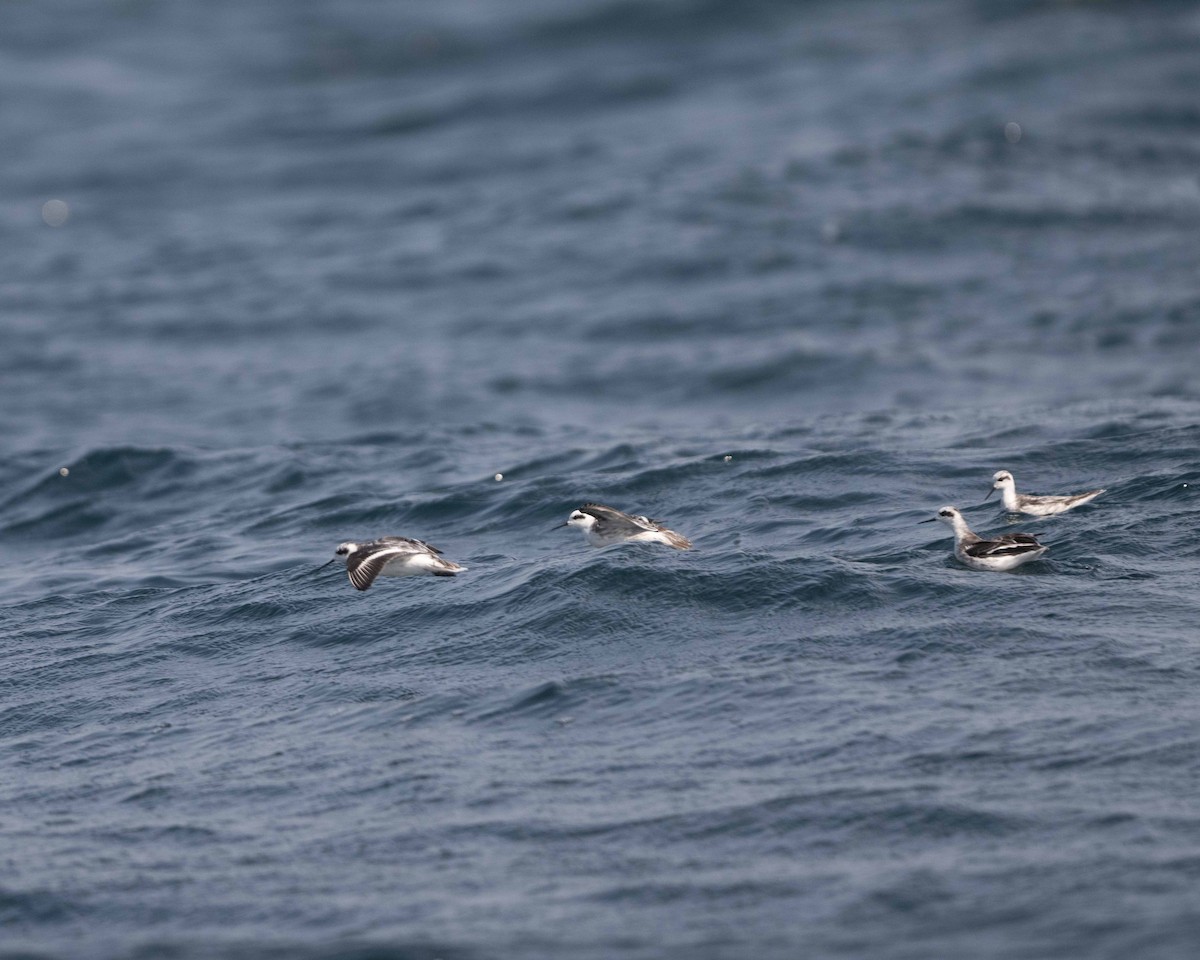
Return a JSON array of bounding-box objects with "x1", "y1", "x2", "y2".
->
[
  {"x1": 986, "y1": 470, "x2": 1104, "y2": 516},
  {"x1": 558, "y1": 503, "x2": 692, "y2": 549},
  {"x1": 922, "y1": 506, "x2": 1048, "y2": 571},
  {"x1": 329, "y1": 537, "x2": 466, "y2": 591}
]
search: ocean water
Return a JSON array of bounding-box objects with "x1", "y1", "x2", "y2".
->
[{"x1": 4, "y1": 1, "x2": 1200, "y2": 958}]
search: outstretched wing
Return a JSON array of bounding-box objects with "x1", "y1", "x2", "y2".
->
[
  {"x1": 582, "y1": 503, "x2": 657, "y2": 535},
  {"x1": 346, "y1": 544, "x2": 406, "y2": 591}
]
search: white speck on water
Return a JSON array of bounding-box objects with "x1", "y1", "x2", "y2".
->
[
  {"x1": 42, "y1": 199, "x2": 70, "y2": 226},
  {"x1": 724, "y1": 455, "x2": 733, "y2": 462},
  {"x1": 58, "y1": 467, "x2": 69, "y2": 477},
  {"x1": 494, "y1": 473, "x2": 504, "y2": 481},
  {"x1": 1005, "y1": 121, "x2": 1022, "y2": 143}
]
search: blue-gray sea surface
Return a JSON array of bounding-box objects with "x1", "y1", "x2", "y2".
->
[{"x1": 4, "y1": 1, "x2": 1200, "y2": 958}]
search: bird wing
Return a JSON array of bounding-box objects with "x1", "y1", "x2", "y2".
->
[
  {"x1": 582, "y1": 503, "x2": 657, "y2": 535},
  {"x1": 964, "y1": 535, "x2": 1043, "y2": 559},
  {"x1": 1026, "y1": 489, "x2": 1103, "y2": 507},
  {"x1": 346, "y1": 543, "x2": 409, "y2": 591}
]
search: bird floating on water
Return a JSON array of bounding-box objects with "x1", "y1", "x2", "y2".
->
[
  {"x1": 986, "y1": 470, "x2": 1104, "y2": 516},
  {"x1": 558, "y1": 503, "x2": 692, "y2": 549},
  {"x1": 329, "y1": 537, "x2": 466, "y2": 591},
  {"x1": 922, "y1": 505, "x2": 1047, "y2": 571}
]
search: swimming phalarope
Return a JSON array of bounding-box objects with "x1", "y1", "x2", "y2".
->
[
  {"x1": 558, "y1": 503, "x2": 692, "y2": 549},
  {"x1": 923, "y1": 506, "x2": 1047, "y2": 571},
  {"x1": 986, "y1": 470, "x2": 1104, "y2": 516},
  {"x1": 329, "y1": 537, "x2": 466, "y2": 591}
]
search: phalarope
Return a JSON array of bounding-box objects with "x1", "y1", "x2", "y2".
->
[
  {"x1": 558, "y1": 503, "x2": 692, "y2": 549},
  {"x1": 923, "y1": 506, "x2": 1047, "y2": 571},
  {"x1": 986, "y1": 470, "x2": 1104, "y2": 516},
  {"x1": 329, "y1": 537, "x2": 466, "y2": 591}
]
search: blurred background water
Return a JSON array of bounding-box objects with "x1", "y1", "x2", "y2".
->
[{"x1": 3, "y1": 1, "x2": 1200, "y2": 958}]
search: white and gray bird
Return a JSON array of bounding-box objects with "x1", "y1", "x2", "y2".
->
[
  {"x1": 923, "y1": 505, "x2": 1048, "y2": 571},
  {"x1": 330, "y1": 537, "x2": 466, "y2": 591},
  {"x1": 558, "y1": 503, "x2": 692, "y2": 550},
  {"x1": 986, "y1": 470, "x2": 1104, "y2": 516}
]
